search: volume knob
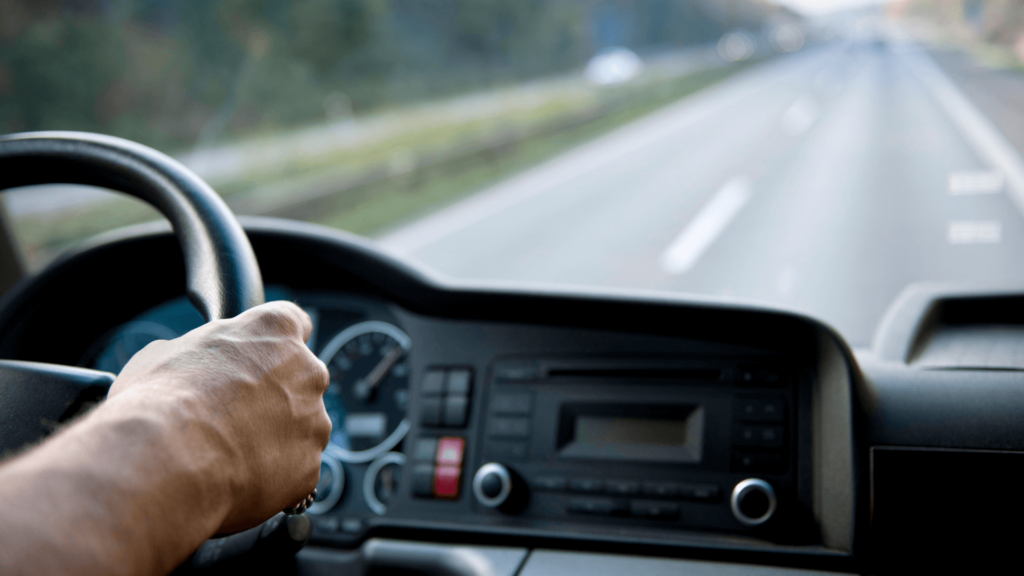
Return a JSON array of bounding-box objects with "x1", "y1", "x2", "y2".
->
[
  {"x1": 730, "y1": 478, "x2": 777, "y2": 526},
  {"x1": 473, "y1": 463, "x2": 513, "y2": 508}
]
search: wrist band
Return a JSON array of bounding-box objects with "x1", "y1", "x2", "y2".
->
[{"x1": 284, "y1": 488, "x2": 317, "y2": 515}]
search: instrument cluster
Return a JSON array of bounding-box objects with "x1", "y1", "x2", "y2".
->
[{"x1": 85, "y1": 287, "x2": 413, "y2": 531}]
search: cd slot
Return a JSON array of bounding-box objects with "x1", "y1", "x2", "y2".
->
[
  {"x1": 490, "y1": 359, "x2": 728, "y2": 385},
  {"x1": 546, "y1": 368, "x2": 721, "y2": 381}
]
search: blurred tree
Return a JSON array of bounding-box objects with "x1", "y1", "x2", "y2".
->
[
  {"x1": 0, "y1": 0, "x2": 774, "y2": 151},
  {"x1": 0, "y1": 3, "x2": 126, "y2": 134},
  {"x1": 288, "y1": 0, "x2": 381, "y2": 75}
]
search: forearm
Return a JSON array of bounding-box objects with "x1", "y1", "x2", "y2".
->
[{"x1": 0, "y1": 387, "x2": 234, "y2": 575}]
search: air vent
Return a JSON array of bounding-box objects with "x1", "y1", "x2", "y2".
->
[{"x1": 909, "y1": 294, "x2": 1024, "y2": 370}]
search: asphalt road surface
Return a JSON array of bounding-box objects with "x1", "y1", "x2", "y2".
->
[{"x1": 380, "y1": 36, "x2": 1024, "y2": 348}]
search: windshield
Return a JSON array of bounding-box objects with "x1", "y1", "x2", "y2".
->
[{"x1": 2, "y1": 0, "x2": 1023, "y2": 347}]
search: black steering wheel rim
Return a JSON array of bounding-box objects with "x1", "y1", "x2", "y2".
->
[{"x1": 0, "y1": 131, "x2": 264, "y2": 321}]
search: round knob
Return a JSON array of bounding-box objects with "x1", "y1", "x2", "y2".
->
[
  {"x1": 730, "y1": 478, "x2": 776, "y2": 526},
  {"x1": 473, "y1": 463, "x2": 513, "y2": 508}
]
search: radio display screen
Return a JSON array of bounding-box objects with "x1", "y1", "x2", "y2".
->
[
  {"x1": 558, "y1": 405, "x2": 704, "y2": 463},
  {"x1": 575, "y1": 416, "x2": 689, "y2": 447}
]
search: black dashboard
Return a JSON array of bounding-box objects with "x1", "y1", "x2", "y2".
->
[
  {"x1": 4, "y1": 216, "x2": 1024, "y2": 575},
  {"x1": 84, "y1": 287, "x2": 829, "y2": 553}
]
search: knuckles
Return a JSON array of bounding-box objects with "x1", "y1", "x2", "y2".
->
[
  {"x1": 314, "y1": 359, "x2": 330, "y2": 394},
  {"x1": 245, "y1": 301, "x2": 311, "y2": 340},
  {"x1": 315, "y1": 409, "x2": 332, "y2": 449}
]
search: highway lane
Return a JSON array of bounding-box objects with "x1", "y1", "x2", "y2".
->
[{"x1": 380, "y1": 38, "x2": 1024, "y2": 348}]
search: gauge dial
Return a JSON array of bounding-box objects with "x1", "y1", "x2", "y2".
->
[
  {"x1": 308, "y1": 453, "x2": 345, "y2": 515},
  {"x1": 364, "y1": 452, "x2": 406, "y2": 515},
  {"x1": 92, "y1": 321, "x2": 179, "y2": 374},
  {"x1": 319, "y1": 321, "x2": 412, "y2": 463}
]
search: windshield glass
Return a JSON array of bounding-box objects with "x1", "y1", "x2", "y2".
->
[{"x1": 3, "y1": 0, "x2": 1023, "y2": 347}]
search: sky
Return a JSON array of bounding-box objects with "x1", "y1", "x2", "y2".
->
[{"x1": 770, "y1": 0, "x2": 892, "y2": 16}]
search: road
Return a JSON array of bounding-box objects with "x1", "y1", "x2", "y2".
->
[{"x1": 380, "y1": 36, "x2": 1024, "y2": 348}]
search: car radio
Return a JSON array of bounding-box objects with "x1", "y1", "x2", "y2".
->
[{"x1": 468, "y1": 358, "x2": 800, "y2": 534}]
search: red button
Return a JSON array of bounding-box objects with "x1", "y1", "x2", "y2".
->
[
  {"x1": 436, "y1": 437, "x2": 464, "y2": 466},
  {"x1": 433, "y1": 465, "x2": 461, "y2": 499}
]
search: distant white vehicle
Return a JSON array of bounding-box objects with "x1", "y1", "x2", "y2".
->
[
  {"x1": 717, "y1": 30, "x2": 756, "y2": 62},
  {"x1": 584, "y1": 47, "x2": 644, "y2": 85},
  {"x1": 769, "y1": 23, "x2": 805, "y2": 53}
]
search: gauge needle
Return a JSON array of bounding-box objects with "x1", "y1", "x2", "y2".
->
[{"x1": 354, "y1": 346, "x2": 405, "y2": 401}]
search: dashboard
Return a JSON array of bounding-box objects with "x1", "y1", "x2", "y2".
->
[
  {"x1": 3, "y1": 216, "x2": 1024, "y2": 575},
  {"x1": 86, "y1": 287, "x2": 822, "y2": 553}
]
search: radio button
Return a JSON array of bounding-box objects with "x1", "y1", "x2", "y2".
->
[
  {"x1": 531, "y1": 476, "x2": 568, "y2": 492},
  {"x1": 735, "y1": 397, "x2": 785, "y2": 423},
  {"x1": 446, "y1": 369, "x2": 473, "y2": 395},
  {"x1": 433, "y1": 465, "x2": 462, "y2": 499},
  {"x1": 735, "y1": 425, "x2": 784, "y2": 448},
  {"x1": 487, "y1": 417, "x2": 530, "y2": 438},
  {"x1": 641, "y1": 482, "x2": 681, "y2": 499},
  {"x1": 484, "y1": 440, "x2": 528, "y2": 462},
  {"x1": 420, "y1": 397, "x2": 442, "y2": 427},
  {"x1": 605, "y1": 480, "x2": 640, "y2": 496},
  {"x1": 493, "y1": 361, "x2": 541, "y2": 383},
  {"x1": 413, "y1": 438, "x2": 439, "y2": 462},
  {"x1": 411, "y1": 464, "x2": 436, "y2": 498},
  {"x1": 731, "y1": 479, "x2": 777, "y2": 526},
  {"x1": 436, "y1": 437, "x2": 464, "y2": 466},
  {"x1": 732, "y1": 451, "x2": 786, "y2": 475},
  {"x1": 761, "y1": 398, "x2": 785, "y2": 421},
  {"x1": 736, "y1": 366, "x2": 787, "y2": 387},
  {"x1": 569, "y1": 478, "x2": 604, "y2": 493},
  {"x1": 442, "y1": 396, "x2": 469, "y2": 428},
  {"x1": 479, "y1": 471, "x2": 504, "y2": 499},
  {"x1": 567, "y1": 497, "x2": 624, "y2": 516},
  {"x1": 678, "y1": 483, "x2": 721, "y2": 502},
  {"x1": 491, "y1": 393, "x2": 532, "y2": 415},
  {"x1": 422, "y1": 370, "x2": 445, "y2": 396},
  {"x1": 473, "y1": 463, "x2": 526, "y2": 511},
  {"x1": 630, "y1": 500, "x2": 681, "y2": 520}
]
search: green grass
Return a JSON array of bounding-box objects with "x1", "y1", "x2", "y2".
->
[
  {"x1": 12, "y1": 60, "x2": 753, "y2": 269},
  {"x1": 312, "y1": 62, "x2": 754, "y2": 235}
]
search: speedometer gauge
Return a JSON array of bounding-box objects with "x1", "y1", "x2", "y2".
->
[{"x1": 319, "y1": 321, "x2": 412, "y2": 463}]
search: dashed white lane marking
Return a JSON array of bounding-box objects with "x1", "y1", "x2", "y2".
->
[
  {"x1": 898, "y1": 38, "x2": 1024, "y2": 217},
  {"x1": 947, "y1": 221, "x2": 1002, "y2": 244},
  {"x1": 948, "y1": 171, "x2": 1005, "y2": 195},
  {"x1": 776, "y1": 265, "x2": 797, "y2": 296},
  {"x1": 661, "y1": 176, "x2": 752, "y2": 274},
  {"x1": 379, "y1": 52, "x2": 833, "y2": 256},
  {"x1": 780, "y1": 96, "x2": 819, "y2": 136}
]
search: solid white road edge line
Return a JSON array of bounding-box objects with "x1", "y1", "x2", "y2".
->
[
  {"x1": 947, "y1": 220, "x2": 1002, "y2": 244},
  {"x1": 898, "y1": 39, "x2": 1024, "y2": 217},
  {"x1": 948, "y1": 170, "x2": 1005, "y2": 195},
  {"x1": 661, "y1": 176, "x2": 752, "y2": 275}
]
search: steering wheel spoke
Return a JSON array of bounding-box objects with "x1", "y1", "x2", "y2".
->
[{"x1": 0, "y1": 360, "x2": 114, "y2": 454}]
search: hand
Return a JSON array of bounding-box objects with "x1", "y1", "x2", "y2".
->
[{"x1": 108, "y1": 300, "x2": 331, "y2": 533}]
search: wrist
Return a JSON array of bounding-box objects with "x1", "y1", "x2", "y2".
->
[
  {"x1": 0, "y1": 385, "x2": 238, "y2": 575},
  {"x1": 96, "y1": 386, "x2": 240, "y2": 536}
]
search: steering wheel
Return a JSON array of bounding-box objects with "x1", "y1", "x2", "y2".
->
[{"x1": 0, "y1": 132, "x2": 301, "y2": 568}]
